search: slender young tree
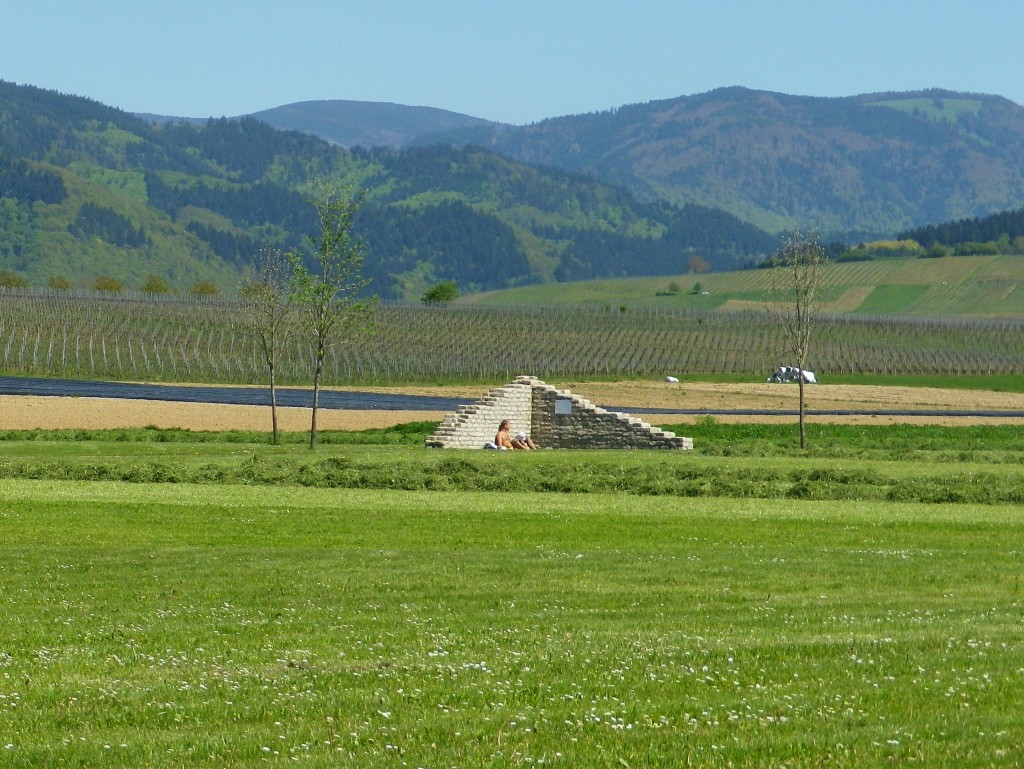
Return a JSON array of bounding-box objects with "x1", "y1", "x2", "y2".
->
[
  {"x1": 768, "y1": 227, "x2": 824, "y2": 449},
  {"x1": 289, "y1": 181, "x2": 375, "y2": 449},
  {"x1": 241, "y1": 247, "x2": 295, "y2": 445}
]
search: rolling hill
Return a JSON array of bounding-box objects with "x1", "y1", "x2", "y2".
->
[
  {"x1": 139, "y1": 101, "x2": 500, "y2": 149},
  {"x1": 136, "y1": 87, "x2": 1024, "y2": 242},
  {"x1": 247, "y1": 100, "x2": 499, "y2": 149}
]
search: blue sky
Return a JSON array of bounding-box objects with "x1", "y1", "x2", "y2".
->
[{"x1": 3, "y1": 1, "x2": 1023, "y2": 124}]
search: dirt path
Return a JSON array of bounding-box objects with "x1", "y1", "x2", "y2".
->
[{"x1": 2, "y1": 380, "x2": 1022, "y2": 431}]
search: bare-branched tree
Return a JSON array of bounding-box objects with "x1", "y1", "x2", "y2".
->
[
  {"x1": 768, "y1": 228, "x2": 825, "y2": 449},
  {"x1": 241, "y1": 248, "x2": 296, "y2": 445}
]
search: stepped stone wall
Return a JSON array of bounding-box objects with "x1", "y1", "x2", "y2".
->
[
  {"x1": 425, "y1": 376, "x2": 692, "y2": 450},
  {"x1": 424, "y1": 378, "x2": 534, "y2": 449}
]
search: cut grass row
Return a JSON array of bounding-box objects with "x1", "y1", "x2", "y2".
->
[
  {"x1": 2, "y1": 479, "x2": 1023, "y2": 767},
  {"x1": 0, "y1": 422, "x2": 1021, "y2": 504}
]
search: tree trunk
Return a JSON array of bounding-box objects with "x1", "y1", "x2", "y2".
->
[
  {"x1": 269, "y1": 361, "x2": 279, "y2": 445},
  {"x1": 797, "y1": 376, "x2": 806, "y2": 449},
  {"x1": 309, "y1": 353, "x2": 323, "y2": 449}
]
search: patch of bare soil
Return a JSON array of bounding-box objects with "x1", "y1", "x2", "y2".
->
[
  {"x1": 563, "y1": 380, "x2": 1024, "y2": 411},
  {"x1": 2, "y1": 381, "x2": 1021, "y2": 431},
  {"x1": 1, "y1": 396, "x2": 442, "y2": 432}
]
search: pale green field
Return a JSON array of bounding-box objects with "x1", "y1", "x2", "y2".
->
[
  {"x1": 464, "y1": 255, "x2": 1024, "y2": 317},
  {"x1": 2, "y1": 476, "x2": 1023, "y2": 767}
]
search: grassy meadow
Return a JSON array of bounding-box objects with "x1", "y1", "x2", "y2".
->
[{"x1": 1, "y1": 425, "x2": 1023, "y2": 767}]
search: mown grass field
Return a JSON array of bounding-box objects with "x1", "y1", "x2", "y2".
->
[
  {"x1": 0, "y1": 423, "x2": 1022, "y2": 503},
  {"x1": 1, "y1": 426, "x2": 1023, "y2": 767}
]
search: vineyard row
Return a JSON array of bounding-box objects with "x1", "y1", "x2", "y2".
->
[{"x1": 0, "y1": 292, "x2": 1021, "y2": 385}]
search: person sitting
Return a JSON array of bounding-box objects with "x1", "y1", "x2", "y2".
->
[
  {"x1": 495, "y1": 419, "x2": 514, "y2": 450},
  {"x1": 512, "y1": 430, "x2": 536, "y2": 450},
  {"x1": 496, "y1": 419, "x2": 537, "y2": 450}
]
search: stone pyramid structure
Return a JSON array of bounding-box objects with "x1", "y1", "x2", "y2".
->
[{"x1": 425, "y1": 376, "x2": 692, "y2": 450}]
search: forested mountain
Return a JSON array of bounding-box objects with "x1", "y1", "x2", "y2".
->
[
  {"x1": 0, "y1": 80, "x2": 776, "y2": 297},
  {"x1": 247, "y1": 100, "x2": 499, "y2": 149},
  {"x1": 424, "y1": 87, "x2": 1024, "y2": 238},
  {"x1": 126, "y1": 87, "x2": 1024, "y2": 248},
  {"x1": 136, "y1": 101, "x2": 501, "y2": 149}
]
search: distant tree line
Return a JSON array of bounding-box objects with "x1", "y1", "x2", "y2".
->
[
  {"x1": 555, "y1": 204, "x2": 779, "y2": 281},
  {"x1": 755, "y1": 239, "x2": 850, "y2": 269},
  {"x1": 362, "y1": 144, "x2": 657, "y2": 220},
  {"x1": 0, "y1": 155, "x2": 67, "y2": 204},
  {"x1": 357, "y1": 200, "x2": 532, "y2": 293},
  {"x1": 834, "y1": 239, "x2": 930, "y2": 262},
  {"x1": 829, "y1": 206, "x2": 1024, "y2": 263},
  {"x1": 899, "y1": 206, "x2": 1024, "y2": 252},
  {"x1": 144, "y1": 172, "x2": 315, "y2": 239},
  {"x1": 0, "y1": 79, "x2": 203, "y2": 172},
  {"x1": 185, "y1": 222, "x2": 261, "y2": 269},
  {"x1": 68, "y1": 203, "x2": 150, "y2": 248},
  {"x1": 156, "y1": 117, "x2": 339, "y2": 185}
]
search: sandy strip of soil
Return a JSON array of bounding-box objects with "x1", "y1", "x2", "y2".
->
[
  {"x1": 639, "y1": 413, "x2": 1024, "y2": 426},
  {"x1": 1, "y1": 396, "x2": 442, "y2": 432},
  {"x1": 568, "y1": 381, "x2": 1024, "y2": 426},
  {"x1": 558, "y1": 380, "x2": 1024, "y2": 413},
  {"x1": 2, "y1": 381, "x2": 1021, "y2": 431}
]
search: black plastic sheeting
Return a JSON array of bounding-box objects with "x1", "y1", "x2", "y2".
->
[
  {"x1": 2, "y1": 376, "x2": 1022, "y2": 418},
  {"x1": 0, "y1": 376, "x2": 464, "y2": 412}
]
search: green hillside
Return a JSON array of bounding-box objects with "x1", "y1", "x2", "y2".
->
[
  {"x1": 0, "y1": 161, "x2": 239, "y2": 289},
  {"x1": 464, "y1": 255, "x2": 1024, "y2": 317}
]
